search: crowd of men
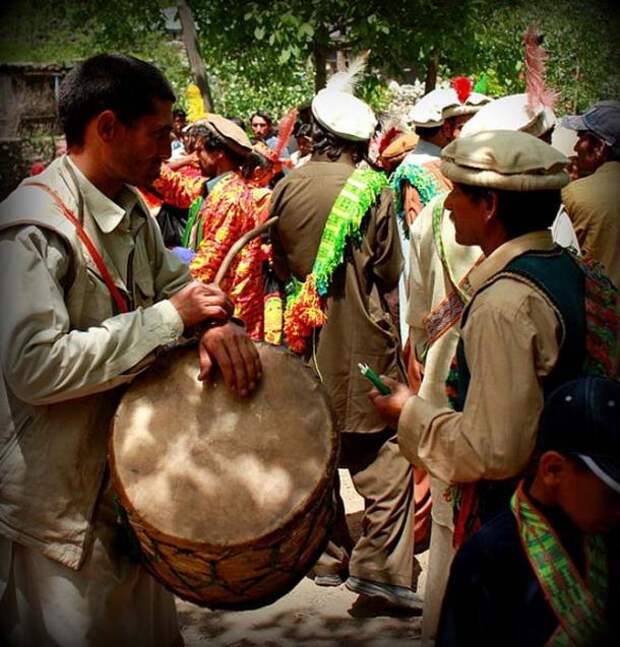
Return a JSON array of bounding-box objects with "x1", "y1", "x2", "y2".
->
[{"x1": 0, "y1": 41, "x2": 619, "y2": 647}]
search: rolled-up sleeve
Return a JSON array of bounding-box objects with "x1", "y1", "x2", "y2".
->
[
  {"x1": 398, "y1": 282, "x2": 560, "y2": 484},
  {"x1": 0, "y1": 226, "x2": 184, "y2": 406}
]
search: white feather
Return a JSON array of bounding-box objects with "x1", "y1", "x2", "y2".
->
[{"x1": 325, "y1": 51, "x2": 370, "y2": 94}]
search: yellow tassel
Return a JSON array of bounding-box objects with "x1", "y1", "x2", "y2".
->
[{"x1": 186, "y1": 83, "x2": 206, "y2": 123}]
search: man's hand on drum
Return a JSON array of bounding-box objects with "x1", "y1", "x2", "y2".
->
[
  {"x1": 368, "y1": 376, "x2": 414, "y2": 429},
  {"x1": 169, "y1": 280, "x2": 234, "y2": 329},
  {"x1": 199, "y1": 322, "x2": 262, "y2": 397}
]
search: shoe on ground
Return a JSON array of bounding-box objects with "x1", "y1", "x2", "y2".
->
[
  {"x1": 314, "y1": 573, "x2": 345, "y2": 587},
  {"x1": 345, "y1": 576, "x2": 423, "y2": 610}
]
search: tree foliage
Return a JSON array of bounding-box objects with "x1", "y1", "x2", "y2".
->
[{"x1": 1, "y1": 0, "x2": 618, "y2": 121}]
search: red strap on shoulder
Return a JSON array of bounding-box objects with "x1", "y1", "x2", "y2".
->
[{"x1": 24, "y1": 181, "x2": 129, "y2": 313}]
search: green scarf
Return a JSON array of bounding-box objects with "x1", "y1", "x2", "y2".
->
[
  {"x1": 284, "y1": 167, "x2": 388, "y2": 353},
  {"x1": 182, "y1": 195, "x2": 204, "y2": 250},
  {"x1": 511, "y1": 482, "x2": 608, "y2": 646}
]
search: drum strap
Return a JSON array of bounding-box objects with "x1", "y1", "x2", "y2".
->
[{"x1": 24, "y1": 181, "x2": 129, "y2": 314}]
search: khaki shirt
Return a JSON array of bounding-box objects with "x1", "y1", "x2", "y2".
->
[
  {"x1": 398, "y1": 231, "x2": 561, "y2": 484},
  {"x1": 270, "y1": 158, "x2": 405, "y2": 434},
  {"x1": 0, "y1": 156, "x2": 189, "y2": 568},
  {"x1": 408, "y1": 195, "x2": 482, "y2": 405},
  {"x1": 562, "y1": 161, "x2": 620, "y2": 290}
]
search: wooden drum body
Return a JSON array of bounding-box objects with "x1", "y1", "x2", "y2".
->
[{"x1": 109, "y1": 343, "x2": 339, "y2": 609}]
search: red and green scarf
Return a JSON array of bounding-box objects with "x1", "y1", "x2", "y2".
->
[
  {"x1": 284, "y1": 168, "x2": 388, "y2": 353},
  {"x1": 511, "y1": 482, "x2": 608, "y2": 646}
]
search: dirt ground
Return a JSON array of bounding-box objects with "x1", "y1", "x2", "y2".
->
[{"x1": 177, "y1": 470, "x2": 426, "y2": 646}]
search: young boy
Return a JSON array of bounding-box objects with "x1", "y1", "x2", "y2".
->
[{"x1": 437, "y1": 376, "x2": 620, "y2": 646}]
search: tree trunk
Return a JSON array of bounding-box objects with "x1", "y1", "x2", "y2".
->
[
  {"x1": 336, "y1": 50, "x2": 347, "y2": 72},
  {"x1": 312, "y1": 25, "x2": 329, "y2": 92},
  {"x1": 424, "y1": 48, "x2": 439, "y2": 94},
  {"x1": 177, "y1": 0, "x2": 214, "y2": 112}
]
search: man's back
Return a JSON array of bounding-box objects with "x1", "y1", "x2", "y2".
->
[
  {"x1": 270, "y1": 159, "x2": 404, "y2": 434},
  {"x1": 562, "y1": 161, "x2": 620, "y2": 290}
]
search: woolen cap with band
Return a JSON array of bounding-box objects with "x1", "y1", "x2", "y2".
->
[
  {"x1": 409, "y1": 86, "x2": 491, "y2": 128},
  {"x1": 461, "y1": 94, "x2": 556, "y2": 139},
  {"x1": 199, "y1": 114, "x2": 253, "y2": 157},
  {"x1": 311, "y1": 89, "x2": 377, "y2": 141},
  {"x1": 440, "y1": 130, "x2": 569, "y2": 191},
  {"x1": 537, "y1": 376, "x2": 620, "y2": 493},
  {"x1": 380, "y1": 132, "x2": 419, "y2": 164}
]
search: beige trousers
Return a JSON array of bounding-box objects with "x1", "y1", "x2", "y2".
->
[
  {"x1": 0, "y1": 484, "x2": 181, "y2": 647},
  {"x1": 315, "y1": 430, "x2": 416, "y2": 588},
  {"x1": 421, "y1": 476, "x2": 456, "y2": 646}
]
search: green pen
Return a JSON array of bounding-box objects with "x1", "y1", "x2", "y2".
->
[{"x1": 358, "y1": 362, "x2": 392, "y2": 395}]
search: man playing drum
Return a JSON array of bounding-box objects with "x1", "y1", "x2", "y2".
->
[{"x1": 0, "y1": 54, "x2": 261, "y2": 646}]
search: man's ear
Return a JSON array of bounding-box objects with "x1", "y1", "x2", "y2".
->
[
  {"x1": 441, "y1": 120, "x2": 454, "y2": 143},
  {"x1": 95, "y1": 110, "x2": 120, "y2": 143},
  {"x1": 483, "y1": 190, "x2": 499, "y2": 224},
  {"x1": 594, "y1": 138, "x2": 610, "y2": 163},
  {"x1": 538, "y1": 450, "x2": 569, "y2": 486}
]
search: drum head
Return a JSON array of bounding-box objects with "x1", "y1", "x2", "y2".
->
[{"x1": 110, "y1": 343, "x2": 338, "y2": 548}]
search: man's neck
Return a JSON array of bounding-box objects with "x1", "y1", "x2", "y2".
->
[
  {"x1": 68, "y1": 151, "x2": 124, "y2": 200},
  {"x1": 215, "y1": 157, "x2": 237, "y2": 176},
  {"x1": 311, "y1": 151, "x2": 356, "y2": 166},
  {"x1": 526, "y1": 478, "x2": 585, "y2": 571},
  {"x1": 480, "y1": 230, "x2": 509, "y2": 257}
]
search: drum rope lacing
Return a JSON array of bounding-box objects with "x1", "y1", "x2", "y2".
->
[{"x1": 116, "y1": 479, "x2": 336, "y2": 600}]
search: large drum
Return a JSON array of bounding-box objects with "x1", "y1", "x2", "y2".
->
[{"x1": 109, "y1": 343, "x2": 339, "y2": 609}]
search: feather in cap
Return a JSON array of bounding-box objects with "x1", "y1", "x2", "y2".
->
[
  {"x1": 523, "y1": 25, "x2": 558, "y2": 110},
  {"x1": 324, "y1": 50, "x2": 370, "y2": 95},
  {"x1": 274, "y1": 107, "x2": 298, "y2": 159},
  {"x1": 452, "y1": 77, "x2": 473, "y2": 104}
]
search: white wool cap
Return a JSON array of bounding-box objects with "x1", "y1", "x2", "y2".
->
[
  {"x1": 461, "y1": 93, "x2": 556, "y2": 139},
  {"x1": 409, "y1": 88, "x2": 491, "y2": 127},
  {"x1": 312, "y1": 89, "x2": 377, "y2": 141}
]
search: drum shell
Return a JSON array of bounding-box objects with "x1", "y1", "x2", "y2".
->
[{"x1": 109, "y1": 343, "x2": 339, "y2": 609}]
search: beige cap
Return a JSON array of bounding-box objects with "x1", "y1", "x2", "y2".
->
[
  {"x1": 460, "y1": 94, "x2": 556, "y2": 139},
  {"x1": 202, "y1": 114, "x2": 252, "y2": 156},
  {"x1": 440, "y1": 130, "x2": 569, "y2": 191},
  {"x1": 380, "y1": 132, "x2": 419, "y2": 163},
  {"x1": 312, "y1": 89, "x2": 377, "y2": 141}
]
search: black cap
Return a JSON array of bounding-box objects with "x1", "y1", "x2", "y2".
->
[{"x1": 537, "y1": 376, "x2": 620, "y2": 493}]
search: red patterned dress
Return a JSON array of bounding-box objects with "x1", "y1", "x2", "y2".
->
[
  {"x1": 190, "y1": 173, "x2": 264, "y2": 340},
  {"x1": 153, "y1": 165, "x2": 264, "y2": 340}
]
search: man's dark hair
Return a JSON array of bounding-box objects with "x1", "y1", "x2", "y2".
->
[
  {"x1": 310, "y1": 117, "x2": 369, "y2": 164},
  {"x1": 172, "y1": 108, "x2": 187, "y2": 119},
  {"x1": 295, "y1": 122, "x2": 312, "y2": 138},
  {"x1": 59, "y1": 53, "x2": 176, "y2": 147},
  {"x1": 192, "y1": 125, "x2": 261, "y2": 179},
  {"x1": 415, "y1": 125, "x2": 442, "y2": 140},
  {"x1": 250, "y1": 111, "x2": 272, "y2": 127},
  {"x1": 460, "y1": 184, "x2": 561, "y2": 239}
]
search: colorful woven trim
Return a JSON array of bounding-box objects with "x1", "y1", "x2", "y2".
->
[
  {"x1": 511, "y1": 482, "x2": 607, "y2": 645},
  {"x1": 572, "y1": 253, "x2": 619, "y2": 378},
  {"x1": 390, "y1": 159, "x2": 443, "y2": 237},
  {"x1": 284, "y1": 168, "x2": 388, "y2": 354}
]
